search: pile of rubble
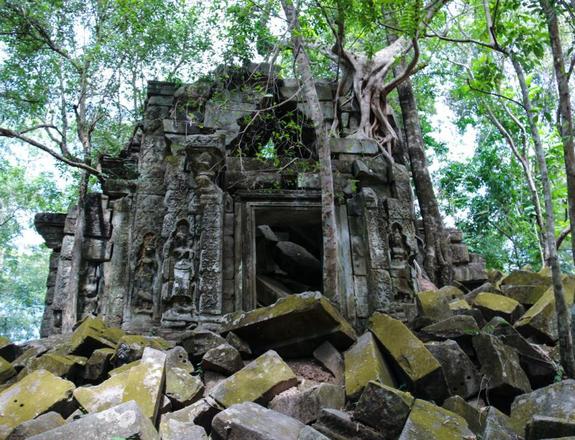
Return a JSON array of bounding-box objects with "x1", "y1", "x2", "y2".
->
[{"x1": 1, "y1": 270, "x2": 575, "y2": 439}]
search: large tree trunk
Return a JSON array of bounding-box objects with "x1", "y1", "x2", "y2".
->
[
  {"x1": 396, "y1": 77, "x2": 453, "y2": 286},
  {"x1": 540, "y1": 0, "x2": 575, "y2": 265},
  {"x1": 281, "y1": 0, "x2": 340, "y2": 303},
  {"x1": 512, "y1": 55, "x2": 575, "y2": 377}
]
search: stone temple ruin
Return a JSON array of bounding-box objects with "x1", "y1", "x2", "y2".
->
[{"x1": 35, "y1": 65, "x2": 487, "y2": 338}]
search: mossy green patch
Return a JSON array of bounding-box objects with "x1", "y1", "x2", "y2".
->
[
  {"x1": 74, "y1": 368, "x2": 132, "y2": 413},
  {"x1": 0, "y1": 369, "x2": 75, "y2": 436},
  {"x1": 19, "y1": 353, "x2": 86, "y2": 380},
  {"x1": 0, "y1": 357, "x2": 15, "y2": 384},
  {"x1": 400, "y1": 399, "x2": 474, "y2": 439},
  {"x1": 69, "y1": 317, "x2": 124, "y2": 355},
  {"x1": 344, "y1": 333, "x2": 395, "y2": 400},
  {"x1": 416, "y1": 290, "x2": 452, "y2": 321}
]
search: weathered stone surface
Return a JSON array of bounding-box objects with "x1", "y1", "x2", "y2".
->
[
  {"x1": 166, "y1": 346, "x2": 194, "y2": 373},
  {"x1": 82, "y1": 348, "x2": 114, "y2": 381},
  {"x1": 474, "y1": 292, "x2": 523, "y2": 323},
  {"x1": 449, "y1": 298, "x2": 472, "y2": 312},
  {"x1": 73, "y1": 368, "x2": 131, "y2": 413},
  {"x1": 275, "y1": 241, "x2": 322, "y2": 285},
  {"x1": 343, "y1": 332, "x2": 394, "y2": 399},
  {"x1": 0, "y1": 370, "x2": 75, "y2": 438},
  {"x1": 68, "y1": 317, "x2": 123, "y2": 356},
  {"x1": 298, "y1": 425, "x2": 332, "y2": 440},
  {"x1": 443, "y1": 396, "x2": 484, "y2": 434},
  {"x1": 439, "y1": 285, "x2": 465, "y2": 301},
  {"x1": 179, "y1": 330, "x2": 227, "y2": 360},
  {"x1": 480, "y1": 406, "x2": 519, "y2": 440},
  {"x1": 28, "y1": 400, "x2": 159, "y2": 440},
  {"x1": 526, "y1": 415, "x2": 575, "y2": 440},
  {"x1": 425, "y1": 340, "x2": 480, "y2": 399},
  {"x1": 420, "y1": 315, "x2": 480, "y2": 340},
  {"x1": 221, "y1": 293, "x2": 357, "y2": 357},
  {"x1": 500, "y1": 270, "x2": 552, "y2": 305},
  {"x1": 212, "y1": 402, "x2": 312, "y2": 440},
  {"x1": 113, "y1": 334, "x2": 172, "y2": 364},
  {"x1": 165, "y1": 366, "x2": 203, "y2": 408},
  {"x1": 0, "y1": 358, "x2": 15, "y2": 384},
  {"x1": 226, "y1": 332, "x2": 252, "y2": 357},
  {"x1": 159, "y1": 398, "x2": 220, "y2": 433},
  {"x1": 312, "y1": 408, "x2": 383, "y2": 440},
  {"x1": 160, "y1": 419, "x2": 208, "y2": 440},
  {"x1": 369, "y1": 312, "x2": 447, "y2": 401},
  {"x1": 313, "y1": 341, "x2": 343, "y2": 384},
  {"x1": 354, "y1": 381, "x2": 414, "y2": 437},
  {"x1": 269, "y1": 383, "x2": 345, "y2": 424},
  {"x1": 20, "y1": 353, "x2": 86, "y2": 381},
  {"x1": 510, "y1": 380, "x2": 575, "y2": 436},
  {"x1": 202, "y1": 343, "x2": 243, "y2": 375},
  {"x1": 416, "y1": 290, "x2": 452, "y2": 322},
  {"x1": 515, "y1": 278, "x2": 575, "y2": 343},
  {"x1": 122, "y1": 347, "x2": 166, "y2": 423},
  {"x1": 210, "y1": 350, "x2": 298, "y2": 408},
  {"x1": 398, "y1": 399, "x2": 475, "y2": 440},
  {"x1": 5, "y1": 412, "x2": 65, "y2": 440},
  {"x1": 473, "y1": 334, "x2": 531, "y2": 411}
]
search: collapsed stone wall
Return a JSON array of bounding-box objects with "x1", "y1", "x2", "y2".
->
[{"x1": 35, "y1": 65, "x2": 487, "y2": 337}]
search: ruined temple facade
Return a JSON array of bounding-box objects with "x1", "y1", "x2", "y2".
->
[{"x1": 35, "y1": 66, "x2": 487, "y2": 338}]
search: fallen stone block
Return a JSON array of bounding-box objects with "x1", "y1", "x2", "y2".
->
[
  {"x1": 425, "y1": 340, "x2": 480, "y2": 399},
  {"x1": 73, "y1": 366, "x2": 134, "y2": 413},
  {"x1": 416, "y1": 290, "x2": 452, "y2": 322},
  {"x1": 28, "y1": 400, "x2": 159, "y2": 440},
  {"x1": 113, "y1": 334, "x2": 172, "y2": 364},
  {"x1": 179, "y1": 330, "x2": 227, "y2": 360},
  {"x1": 0, "y1": 369, "x2": 75, "y2": 439},
  {"x1": 298, "y1": 425, "x2": 331, "y2": 440},
  {"x1": 210, "y1": 350, "x2": 297, "y2": 408},
  {"x1": 82, "y1": 347, "x2": 114, "y2": 381},
  {"x1": 0, "y1": 338, "x2": 19, "y2": 363},
  {"x1": 420, "y1": 315, "x2": 479, "y2": 340},
  {"x1": 510, "y1": 379, "x2": 575, "y2": 436},
  {"x1": 165, "y1": 366, "x2": 203, "y2": 409},
  {"x1": 221, "y1": 292, "x2": 357, "y2": 357},
  {"x1": 499, "y1": 270, "x2": 551, "y2": 305},
  {"x1": 312, "y1": 408, "x2": 383, "y2": 440},
  {"x1": 398, "y1": 399, "x2": 475, "y2": 440},
  {"x1": 443, "y1": 396, "x2": 484, "y2": 434},
  {"x1": 448, "y1": 298, "x2": 472, "y2": 312},
  {"x1": 6, "y1": 412, "x2": 65, "y2": 440},
  {"x1": 481, "y1": 406, "x2": 519, "y2": 440},
  {"x1": 68, "y1": 317, "x2": 124, "y2": 356},
  {"x1": 344, "y1": 332, "x2": 395, "y2": 399},
  {"x1": 166, "y1": 346, "x2": 194, "y2": 373},
  {"x1": 0, "y1": 358, "x2": 15, "y2": 384},
  {"x1": 160, "y1": 419, "x2": 208, "y2": 440},
  {"x1": 212, "y1": 402, "x2": 319, "y2": 440},
  {"x1": 353, "y1": 381, "x2": 414, "y2": 437},
  {"x1": 202, "y1": 343, "x2": 243, "y2": 375},
  {"x1": 20, "y1": 353, "x2": 86, "y2": 381},
  {"x1": 514, "y1": 276, "x2": 575, "y2": 343},
  {"x1": 122, "y1": 347, "x2": 166, "y2": 423},
  {"x1": 473, "y1": 334, "x2": 531, "y2": 412},
  {"x1": 369, "y1": 312, "x2": 448, "y2": 402},
  {"x1": 526, "y1": 415, "x2": 575, "y2": 440},
  {"x1": 313, "y1": 341, "x2": 343, "y2": 384},
  {"x1": 159, "y1": 398, "x2": 220, "y2": 433},
  {"x1": 474, "y1": 292, "x2": 523, "y2": 323},
  {"x1": 226, "y1": 332, "x2": 252, "y2": 357},
  {"x1": 269, "y1": 383, "x2": 345, "y2": 424}
]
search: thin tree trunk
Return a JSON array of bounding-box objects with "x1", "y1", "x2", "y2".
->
[
  {"x1": 396, "y1": 77, "x2": 453, "y2": 286},
  {"x1": 541, "y1": 0, "x2": 575, "y2": 266},
  {"x1": 512, "y1": 55, "x2": 575, "y2": 377},
  {"x1": 281, "y1": 0, "x2": 340, "y2": 303}
]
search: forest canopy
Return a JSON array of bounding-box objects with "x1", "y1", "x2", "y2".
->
[{"x1": 1, "y1": 0, "x2": 575, "y2": 340}]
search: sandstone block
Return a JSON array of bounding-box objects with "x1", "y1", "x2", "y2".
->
[
  {"x1": 313, "y1": 341, "x2": 343, "y2": 384},
  {"x1": 474, "y1": 292, "x2": 523, "y2": 323},
  {"x1": 416, "y1": 290, "x2": 452, "y2": 322},
  {"x1": 201, "y1": 343, "x2": 243, "y2": 375},
  {"x1": 5, "y1": 412, "x2": 65, "y2": 440},
  {"x1": 312, "y1": 408, "x2": 383, "y2": 440},
  {"x1": 209, "y1": 350, "x2": 297, "y2": 408},
  {"x1": 159, "y1": 398, "x2": 220, "y2": 433},
  {"x1": 160, "y1": 419, "x2": 208, "y2": 440},
  {"x1": 0, "y1": 358, "x2": 15, "y2": 384}
]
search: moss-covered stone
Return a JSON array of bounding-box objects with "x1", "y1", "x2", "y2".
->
[
  {"x1": 210, "y1": 350, "x2": 297, "y2": 408},
  {"x1": 343, "y1": 333, "x2": 395, "y2": 400},
  {"x1": 499, "y1": 270, "x2": 551, "y2": 305},
  {"x1": 443, "y1": 396, "x2": 484, "y2": 434},
  {"x1": 416, "y1": 290, "x2": 452, "y2": 321},
  {"x1": 514, "y1": 276, "x2": 575, "y2": 343},
  {"x1": 0, "y1": 369, "x2": 75, "y2": 438},
  {"x1": 221, "y1": 292, "x2": 357, "y2": 357},
  {"x1": 398, "y1": 399, "x2": 475, "y2": 439},
  {"x1": 0, "y1": 357, "x2": 15, "y2": 384},
  {"x1": 448, "y1": 298, "x2": 472, "y2": 312},
  {"x1": 82, "y1": 348, "x2": 114, "y2": 381},
  {"x1": 421, "y1": 315, "x2": 480, "y2": 340},
  {"x1": 439, "y1": 285, "x2": 465, "y2": 301},
  {"x1": 121, "y1": 347, "x2": 166, "y2": 424},
  {"x1": 474, "y1": 292, "x2": 523, "y2": 323},
  {"x1": 165, "y1": 367, "x2": 203, "y2": 408},
  {"x1": 19, "y1": 354, "x2": 86, "y2": 381},
  {"x1": 73, "y1": 367, "x2": 133, "y2": 413},
  {"x1": 68, "y1": 317, "x2": 124, "y2": 356},
  {"x1": 5, "y1": 411, "x2": 65, "y2": 440},
  {"x1": 113, "y1": 334, "x2": 172, "y2": 364},
  {"x1": 108, "y1": 359, "x2": 140, "y2": 376},
  {"x1": 368, "y1": 312, "x2": 447, "y2": 402}
]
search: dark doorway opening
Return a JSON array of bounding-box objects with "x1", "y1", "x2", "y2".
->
[{"x1": 255, "y1": 207, "x2": 323, "y2": 306}]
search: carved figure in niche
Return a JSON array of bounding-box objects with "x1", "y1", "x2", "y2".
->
[
  {"x1": 162, "y1": 219, "x2": 195, "y2": 323},
  {"x1": 389, "y1": 222, "x2": 413, "y2": 266},
  {"x1": 79, "y1": 265, "x2": 100, "y2": 318},
  {"x1": 133, "y1": 232, "x2": 158, "y2": 315},
  {"x1": 193, "y1": 151, "x2": 218, "y2": 193}
]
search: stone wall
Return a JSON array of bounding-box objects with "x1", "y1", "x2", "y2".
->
[{"x1": 35, "y1": 66, "x2": 486, "y2": 337}]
